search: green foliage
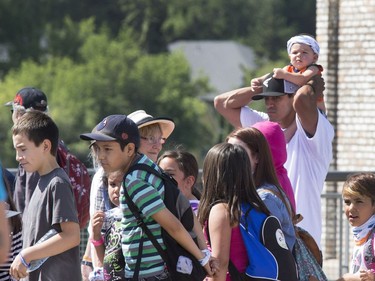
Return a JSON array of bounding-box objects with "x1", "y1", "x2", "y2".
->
[
  {"x1": 44, "y1": 17, "x2": 97, "y2": 61},
  {"x1": 0, "y1": 1, "x2": 317, "y2": 167},
  {"x1": 0, "y1": 23, "x2": 215, "y2": 166},
  {"x1": 118, "y1": 0, "x2": 169, "y2": 53}
]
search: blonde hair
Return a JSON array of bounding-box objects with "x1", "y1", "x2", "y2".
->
[{"x1": 139, "y1": 123, "x2": 162, "y2": 137}]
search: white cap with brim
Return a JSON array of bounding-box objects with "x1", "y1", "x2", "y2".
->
[
  {"x1": 252, "y1": 73, "x2": 300, "y2": 101},
  {"x1": 128, "y1": 110, "x2": 175, "y2": 139}
]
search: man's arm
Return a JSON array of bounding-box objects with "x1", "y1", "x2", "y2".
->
[
  {"x1": 214, "y1": 86, "x2": 259, "y2": 128},
  {"x1": 293, "y1": 75, "x2": 325, "y2": 136}
]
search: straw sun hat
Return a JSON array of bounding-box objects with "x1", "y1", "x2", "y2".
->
[{"x1": 128, "y1": 110, "x2": 175, "y2": 139}]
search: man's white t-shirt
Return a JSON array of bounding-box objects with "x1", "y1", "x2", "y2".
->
[{"x1": 240, "y1": 106, "x2": 334, "y2": 248}]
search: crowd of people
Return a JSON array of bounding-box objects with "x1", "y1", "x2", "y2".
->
[{"x1": 0, "y1": 34, "x2": 374, "y2": 281}]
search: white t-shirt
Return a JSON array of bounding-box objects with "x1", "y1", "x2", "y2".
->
[
  {"x1": 240, "y1": 106, "x2": 334, "y2": 248},
  {"x1": 89, "y1": 167, "x2": 105, "y2": 217}
]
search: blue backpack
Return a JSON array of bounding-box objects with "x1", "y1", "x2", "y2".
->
[{"x1": 240, "y1": 203, "x2": 298, "y2": 281}]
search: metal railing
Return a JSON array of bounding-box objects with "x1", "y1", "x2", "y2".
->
[
  {"x1": 78, "y1": 169, "x2": 355, "y2": 280},
  {"x1": 8, "y1": 168, "x2": 359, "y2": 280}
]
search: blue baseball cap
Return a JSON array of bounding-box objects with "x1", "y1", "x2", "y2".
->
[{"x1": 80, "y1": 115, "x2": 140, "y2": 148}]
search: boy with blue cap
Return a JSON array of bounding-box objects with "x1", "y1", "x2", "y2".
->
[{"x1": 80, "y1": 115, "x2": 214, "y2": 280}]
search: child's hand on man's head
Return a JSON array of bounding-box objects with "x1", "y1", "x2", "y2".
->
[
  {"x1": 273, "y1": 68, "x2": 286, "y2": 79},
  {"x1": 251, "y1": 77, "x2": 264, "y2": 93}
]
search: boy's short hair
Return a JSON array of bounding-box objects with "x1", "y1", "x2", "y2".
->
[
  {"x1": 80, "y1": 115, "x2": 140, "y2": 150},
  {"x1": 343, "y1": 173, "x2": 375, "y2": 204},
  {"x1": 12, "y1": 110, "x2": 59, "y2": 156}
]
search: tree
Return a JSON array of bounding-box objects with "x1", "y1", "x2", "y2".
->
[
  {"x1": 164, "y1": 0, "x2": 316, "y2": 61},
  {"x1": 0, "y1": 21, "x2": 214, "y2": 167},
  {"x1": 0, "y1": 0, "x2": 317, "y2": 75}
]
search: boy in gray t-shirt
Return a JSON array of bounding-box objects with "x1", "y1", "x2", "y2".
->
[{"x1": 10, "y1": 111, "x2": 80, "y2": 281}]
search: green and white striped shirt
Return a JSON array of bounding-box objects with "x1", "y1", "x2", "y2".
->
[{"x1": 120, "y1": 154, "x2": 166, "y2": 279}]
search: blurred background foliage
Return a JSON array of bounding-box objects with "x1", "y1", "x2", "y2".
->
[{"x1": 0, "y1": 0, "x2": 316, "y2": 167}]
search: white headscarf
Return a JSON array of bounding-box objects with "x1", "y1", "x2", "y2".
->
[{"x1": 287, "y1": 35, "x2": 320, "y2": 55}]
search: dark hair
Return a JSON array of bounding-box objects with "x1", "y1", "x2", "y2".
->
[
  {"x1": 12, "y1": 111, "x2": 59, "y2": 156},
  {"x1": 102, "y1": 170, "x2": 124, "y2": 208},
  {"x1": 226, "y1": 127, "x2": 280, "y2": 189},
  {"x1": 198, "y1": 143, "x2": 269, "y2": 227},
  {"x1": 227, "y1": 127, "x2": 294, "y2": 217},
  {"x1": 158, "y1": 149, "x2": 200, "y2": 199},
  {"x1": 343, "y1": 173, "x2": 375, "y2": 204}
]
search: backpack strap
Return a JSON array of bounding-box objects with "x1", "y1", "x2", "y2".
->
[
  {"x1": 123, "y1": 188, "x2": 168, "y2": 277},
  {"x1": 133, "y1": 233, "x2": 144, "y2": 280},
  {"x1": 123, "y1": 164, "x2": 169, "y2": 277},
  {"x1": 126, "y1": 163, "x2": 175, "y2": 185}
]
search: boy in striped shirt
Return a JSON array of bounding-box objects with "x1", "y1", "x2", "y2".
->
[{"x1": 80, "y1": 115, "x2": 213, "y2": 280}]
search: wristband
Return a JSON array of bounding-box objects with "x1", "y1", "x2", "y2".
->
[
  {"x1": 81, "y1": 260, "x2": 93, "y2": 268},
  {"x1": 19, "y1": 253, "x2": 31, "y2": 269},
  {"x1": 199, "y1": 249, "x2": 211, "y2": 267},
  {"x1": 90, "y1": 236, "x2": 104, "y2": 246},
  {"x1": 82, "y1": 255, "x2": 92, "y2": 262}
]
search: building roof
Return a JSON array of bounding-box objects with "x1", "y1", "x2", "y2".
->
[{"x1": 168, "y1": 40, "x2": 256, "y2": 97}]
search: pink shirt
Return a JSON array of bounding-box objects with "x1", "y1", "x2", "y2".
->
[
  {"x1": 227, "y1": 226, "x2": 248, "y2": 280},
  {"x1": 205, "y1": 223, "x2": 248, "y2": 281}
]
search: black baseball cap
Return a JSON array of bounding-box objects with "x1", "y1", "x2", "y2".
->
[
  {"x1": 5, "y1": 87, "x2": 48, "y2": 111},
  {"x1": 252, "y1": 73, "x2": 300, "y2": 100},
  {"x1": 80, "y1": 115, "x2": 140, "y2": 148}
]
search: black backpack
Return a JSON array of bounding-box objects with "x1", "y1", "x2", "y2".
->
[{"x1": 124, "y1": 163, "x2": 207, "y2": 281}]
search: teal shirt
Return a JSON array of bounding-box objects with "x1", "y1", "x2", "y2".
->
[
  {"x1": 0, "y1": 166, "x2": 7, "y2": 201},
  {"x1": 120, "y1": 154, "x2": 166, "y2": 279}
]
